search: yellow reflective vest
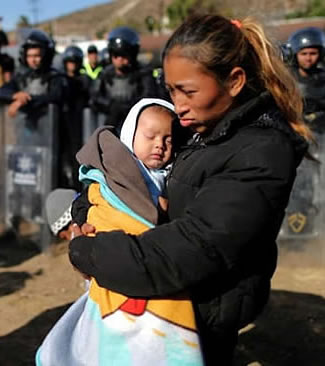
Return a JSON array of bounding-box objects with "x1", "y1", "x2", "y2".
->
[{"x1": 81, "y1": 62, "x2": 103, "y2": 80}]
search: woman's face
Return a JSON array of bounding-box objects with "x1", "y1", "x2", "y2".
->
[{"x1": 163, "y1": 51, "x2": 235, "y2": 134}]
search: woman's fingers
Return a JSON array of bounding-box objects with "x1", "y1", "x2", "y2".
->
[
  {"x1": 158, "y1": 196, "x2": 169, "y2": 212},
  {"x1": 71, "y1": 223, "x2": 83, "y2": 239},
  {"x1": 81, "y1": 223, "x2": 96, "y2": 235},
  {"x1": 71, "y1": 223, "x2": 96, "y2": 239}
]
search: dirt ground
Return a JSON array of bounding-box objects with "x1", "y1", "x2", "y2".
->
[{"x1": 0, "y1": 232, "x2": 325, "y2": 366}]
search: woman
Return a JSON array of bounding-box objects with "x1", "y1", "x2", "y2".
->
[{"x1": 69, "y1": 14, "x2": 311, "y2": 365}]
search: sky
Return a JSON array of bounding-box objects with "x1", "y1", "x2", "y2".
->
[{"x1": 1, "y1": 0, "x2": 109, "y2": 31}]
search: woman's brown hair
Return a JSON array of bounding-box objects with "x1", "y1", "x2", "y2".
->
[{"x1": 162, "y1": 14, "x2": 313, "y2": 142}]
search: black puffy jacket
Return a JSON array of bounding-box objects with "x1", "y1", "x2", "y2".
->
[{"x1": 70, "y1": 91, "x2": 307, "y2": 363}]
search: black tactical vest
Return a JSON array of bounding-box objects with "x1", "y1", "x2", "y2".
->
[
  {"x1": 16, "y1": 69, "x2": 52, "y2": 96},
  {"x1": 104, "y1": 73, "x2": 138, "y2": 104},
  {"x1": 293, "y1": 67, "x2": 325, "y2": 114}
]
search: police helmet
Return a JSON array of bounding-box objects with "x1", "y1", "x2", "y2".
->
[
  {"x1": 19, "y1": 29, "x2": 55, "y2": 70},
  {"x1": 62, "y1": 45, "x2": 84, "y2": 70},
  {"x1": 107, "y1": 26, "x2": 140, "y2": 62},
  {"x1": 287, "y1": 27, "x2": 325, "y2": 57},
  {"x1": 99, "y1": 47, "x2": 110, "y2": 67},
  {"x1": 279, "y1": 43, "x2": 294, "y2": 64}
]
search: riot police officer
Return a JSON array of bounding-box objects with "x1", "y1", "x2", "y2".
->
[
  {"x1": 0, "y1": 29, "x2": 66, "y2": 118},
  {"x1": 62, "y1": 45, "x2": 92, "y2": 189},
  {"x1": 62, "y1": 45, "x2": 92, "y2": 108},
  {"x1": 90, "y1": 26, "x2": 159, "y2": 135},
  {"x1": 287, "y1": 26, "x2": 325, "y2": 133},
  {"x1": 82, "y1": 44, "x2": 103, "y2": 81},
  {"x1": 0, "y1": 30, "x2": 69, "y2": 241},
  {"x1": 281, "y1": 27, "x2": 325, "y2": 238},
  {"x1": 0, "y1": 30, "x2": 14, "y2": 87},
  {"x1": 0, "y1": 30, "x2": 69, "y2": 188}
]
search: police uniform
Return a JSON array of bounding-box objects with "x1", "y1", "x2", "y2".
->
[
  {"x1": 291, "y1": 67, "x2": 325, "y2": 134},
  {"x1": 282, "y1": 27, "x2": 325, "y2": 237},
  {"x1": 89, "y1": 26, "x2": 160, "y2": 135},
  {"x1": 62, "y1": 45, "x2": 92, "y2": 189},
  {"x1": 90, "y1": 63, "x2": 158, "y2": 134}
]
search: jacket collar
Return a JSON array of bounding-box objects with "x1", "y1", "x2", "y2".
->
[
  {"x1": 203, "y1": 91, "x2": 274, "y2": 144},
  {"x1": 201, "y1": 91, "x2": 308, "y2": 166}
]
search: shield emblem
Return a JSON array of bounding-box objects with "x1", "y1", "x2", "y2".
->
[{"x1": 288, "y1": 212, "x2": 307, "y2": 233}]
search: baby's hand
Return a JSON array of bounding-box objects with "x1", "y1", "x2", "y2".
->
[{"x1": 158, "y1": 196, "x2": 169, "y2": 212}]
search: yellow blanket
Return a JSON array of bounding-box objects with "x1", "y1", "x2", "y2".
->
[{"x1": 87, "y1": 182, "x2": 198, "y2": 333}]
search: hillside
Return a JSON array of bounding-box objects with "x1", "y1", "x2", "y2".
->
[
  {"x1": 11, "y1": 0, "x2": 309, "y2": 41},
  {"x1": 8, "y1": 0, "x2": 321, "y2": 52},
  {"x1": 38, "y1": 0, "x2": 174, "y2": 39}
]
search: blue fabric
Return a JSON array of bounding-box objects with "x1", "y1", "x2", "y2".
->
[{"x1": 136, "y1": 160, "x2": 163, "y2": 206}]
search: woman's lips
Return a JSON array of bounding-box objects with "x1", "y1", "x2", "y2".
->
[{"x1": 180, "y1": 119, "x2": 195, "y2": 127}]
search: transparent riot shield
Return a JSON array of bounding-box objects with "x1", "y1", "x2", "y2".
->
[
  {"x1": 3, "y1": 104, "x2": 58, "y2": 250},
  {"x1": 316, "y1": 132, "x2": 325, "y2": 237},
  {"x1": 0, "y1": 106, "x2": 5, "y2": 232},
  {"x1": 279, "y1": 132, "x2": 325, "y2": 240},
  {"x1": 82, "y1": 108, "x2": 106, "y2": 144}
]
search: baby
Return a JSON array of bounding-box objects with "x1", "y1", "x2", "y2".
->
[
  {"x1": 71, "y1": 98, "x2": 182, "y2": 228},
  {"x1": 120, "y1": 97, "x2": 176, "y2": 206}
]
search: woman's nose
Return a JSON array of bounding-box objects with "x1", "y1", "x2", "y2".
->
[{"x1": 173, "y1": 95, "x2": 188, "y2": 116}]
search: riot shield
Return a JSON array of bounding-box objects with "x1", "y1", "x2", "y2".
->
[
  {"x1": 279, "y1": 133, "x2": 325, "y2": 240},
  {"x1": 3, "y1": 104, "x2": 59, "y2": 250},
  {"x1": 0, "y1": 106, "x2": 5, "y2": 232},
  {"x1": 82, "y1": 108, "x2": 106, "y2": 144}
]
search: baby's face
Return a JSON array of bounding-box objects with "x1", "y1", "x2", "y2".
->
[{"x1": 133, "y1": 108, "x2": 173, "y2": 170}]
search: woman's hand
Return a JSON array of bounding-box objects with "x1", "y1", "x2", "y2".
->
[
  {"x1": 81, "y1": 223, "x2": 96, "y2": 235},
  {"x1": 157, "y1": 196, "x2": 169, "y2": 224},
  {"x1": 70, "y1": 223, "x2": 94, "y2": 280},
  {"x1": 71, "y1": 223, "x2": 96, "y2": 238},
  {"x1": 71, "y1": 223, "x2": 83, "y2": 239},
  {"x1": 158, "y1": 196, "x2": 169, "y2": 212}
]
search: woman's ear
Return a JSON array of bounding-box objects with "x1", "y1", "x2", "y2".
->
[{"x1": 227, "y1": 67, "x2": 246, "y2": 97}]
